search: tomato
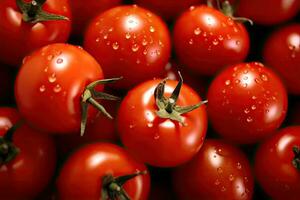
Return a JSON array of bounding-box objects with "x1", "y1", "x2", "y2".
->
[
  {"x1": 57, "y1": 143, "x2": 150, "y2": 200},
  {"x1": 0, "y1": 0, "x2": 71, "y2": 67},
  {"x1": 263, "y1": 24, "x2": 300, "y2": 95},
  {"x1": 173, "y1": 5, "x2": 249, "y2": 76},
  {"x1": 173, "y1": 139, "x2": 254, "y2": 200},
  {"x1": 70, "y1": 0, "x2": 121, "y2": 36},
  {"x1": 207, "y1": 62, "x2": 288, "y2": 144},
  {"x1": 0, "y1": 107, "x2": 56, "y2": 200},
  {"x1": 84, "y1": 5, "x2": 171, "y2": 89},
  {"x1": 133, "y1": 0, "x2": 204, "y2": 21},
  {"x1": 117, "y1": 78, "x2": 207, "y2": 167},
  {"x1": 237, "y1": 0, "x2": 300, "y2": 25},
  {"x1": 255, "y1": 126, "x2": 300, "y2": 200},
  {"x1": 15, "y1": 43, "x2": 115, "y2": 134},
  {"x1": 0, "y1": 65, "x2": 15, "y2": 104}
]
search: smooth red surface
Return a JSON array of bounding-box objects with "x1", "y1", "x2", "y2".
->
[
  {"x1": 84, "y1": 5, "x2": 171, "y2": 89},
  {"x1": 70, "y1": 0, "x2": 121, "y2": 35},
  {"x1": 173, "y1": 5, "x2": 249, "y2": 76},
  {"x1": 117, "y1": 79, "x2": 207, "y2": 167},
  {"x1": 0, "y1": 108, "x2": 56, "y2": 200},
  {"x1": 173, "y1": 139, "x2": 254, "y2": 200},
  {"x1": 15, "y1": 43, "x2": 103, "y2": 134},
  {"x1": 57, "y1": 143, "x2": 150, "y2": 200},
  {"x1": 237, "y1": 0, "x2": 300, "y2": 25},
  {"x1": 208, "y1": 62, "x2": 288, "y2": 144},
  {"x1": 255, "y1": 126, "x2": 300, "y2": 200},
  {"x1": 0, "y1": 0, "x2": 71, "y2": 67},
  {"x1": 264, "y1": 24, "x2": 300, "y2": 95},
  {"x1": 134, "y1": 0, "x2": 203, "y2": 21}
]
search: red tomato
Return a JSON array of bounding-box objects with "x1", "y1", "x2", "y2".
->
[
  {"x1": 237, "y1": 0, "x2": 300, "y2": 25},
  {"x1": 207, "y1": 62, "x2": 288, "y2": 144},
  {"x1": 0, "y1": 65, "x2": 14, "y2": 104},
  {"x1": 255, "y1": 126, "x2": 300, "y2": 200},
  {"x1": 57, "y1": 143, "x2": 150, "y2": 200},
  {"x1": 133, "y1": 0, "x2": 204, "y2": 21},
  {"x1": 173, "y1": 5, "x2": 249, "y2": 76},
  {"x1": 173, "y1": 139, "x2": 254, "y2": 200},
  {"x1": 70, "y1": 0, "x2": 121, "y2": 36},
  {"x1": 0, "y1": 107, "x2": 56, "y2": 200},
  {"x1": 0, "y1": 0, "x2": 71, "y2": 67},
  {"x1": 117, "y1": 79, "x2": 207, "y2": 167},
  {"x1": 15, "y1": 43, "x2": 105, "y2": 134},
  {"x1": 263, "y1": 24, "x2": 300, "y2": 95},
  {"x1": 84, "y1": 5, "x2": 171, "y2": 89}
]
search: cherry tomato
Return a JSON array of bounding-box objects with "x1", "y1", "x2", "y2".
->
[
  {"x1": 70, "y1": 0, "x2": 121, "y2": 36},
  {"x1": 173, "y1": 5, "x2": 249, "y2": 76},
  {"x1": 57, "y1": 143, "x2": 150, "y2": 200},
  {"x1": 133, "y1": 0, "x2": 204, "y2": 21},
  {"x1": 255, "y1": 126, "x2": 300, "y2": 200},
  {"x1": 0, "y1": 107, "x2": 56, "y2": 200},
  {"x1": 0, "y1": 0, "x2": 71, "y2": 67},
  {"x1": 207, "y1": 62, "x2": 288, "y2": 144},
  {"x1": 263, "y1": 24, "x2": 300, "y2": 95},
  {"x1": 237, "y1": 0, "x2": 300, "y2": 25},
  {"x1": 173, "y1": 139, "x2": 254, "y2": 200},
  {"x1": 117, "y1": 78, "x2": 207, "y2": 167},
  {"x1": 15, "y1": 43, "x2": 104, "y2": 134},
  {"x1": 84, "y1": 5, "x2": 171, "y2": 89},
  {"x1": 0, "y1": 65, "x2": 14, "y2": 104}
]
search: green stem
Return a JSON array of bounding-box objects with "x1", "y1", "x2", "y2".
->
[{"x1": 292, "y1": 146, "x2": 300, "y2": 170}]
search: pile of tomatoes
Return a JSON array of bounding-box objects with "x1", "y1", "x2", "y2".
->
[{"x1": 0, "y1": 0, "x2": 299, "y2": 199}]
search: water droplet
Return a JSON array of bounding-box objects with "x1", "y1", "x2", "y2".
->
[
  {"x1": 125, "y1": 32, "x2": 131, "y2": 39},
  {"x1": 221, "y1": 22, "x2": 227, "y2": 27},
  {"x1": 217, "y1": 167, "x2": 223, "y2": 174},
  {"x1": 246, "y1": 116, "x2": 253, "y2": 123},
  {"x1": 242, "y1": 83, "x2": 248, "y2": 88},
  {"x1": 44, "y1": 67, "x2": 48, "y2": 72},
  {"x1": 225, "y1": 80, "x2": 231, "y2": 86},
  {"x1": 108, "y1": 27, "x2": 113, "y2": 32},
  {"x1": 255, "y1": 78, "x2": 261, "y2": 84},
  {"x1": 142, "y1": 39, "x2": 148, "y2": 46},
  {"x1": 56, "y1": 58, "x2": 63, "y2": 64},
  {"x1": 244, "y1": 108, "x2": 250, "y2": 114},
  {"x1": 136, "y1": 59, "x2": 141, "y2": 64},
  {"x1": 218, "y1": 35, "x2": 224, "y2": 41},
  {"x1": 48, "y1": 73, "x2": 56, "y2": 83},
  {"x1": 131, "y1": 44, "x2": 139, "y2": 52},
  {"x1": 213, "y1": 39, "x2": 219, "y2": 45},
  {"x1": 202, "y1": 32, "x2": 207, "y2": 37},
  {"x1": 244, "y1": 177, "x2": 249, "y2": 183},
  {"x1": 154, "y1": 134, "x2": 160, "y2": 140},
  {"x1": 233, "y1": 27, "x2": 239, "y2": 33},
  {"x1": 129, "y1": 124, "x2": 135, "y2": 129},
  {"x1": 227, "y1": 18, "x2": 234, "y2": 26},
  {"x1": 226, "y1": 34, "x2": 231, "y2": 40},
  {"x1": 189, "y1": 6, "x2": 195, "y2": 11},
  {"x1": 237, "y1": 162, "x2": 242, "y2": 170},
  {"x1": 252, "y1": 96, "x2": 257, "y2": 100},
  {"x1": 112, "y1": 42, "x2": 119, "y2": 50},
  {"x1": 47, "y1": 55, "x2": 54, "y2": 61},
  {"x1": 251, "y1": 105, "x2": 256, "y2": 110},
  {"x1": 222, "y1": 89, "x2": 226, "y2": 94},
  {"x1": 236, "y1": 40, "x2": 240, "y2": 45},
  {"x1": 39, "y1": 85, "x2": 46, "y2": 92},
  {"x1": 147, "y1": 123, "x2": 153, "y2": 128},
  {"x1": 194, "y1": 27, "x2": 201, "y2": 35},
  {"x1": 149, "y1": 26, "x2": 155, "y2": 33},
  {"x1": 106, "y1": 41, "x2": 111, "y2": 46},
  {"x1": 214, "y1": 179, "x2": 220, "y2": 185},
  {"x1": 260, "y1": 73, "x2": 268, "y2": 81},
  {"x1": 229, "y1": 174, "x2": 234, "y2": 181},
  {"x1": 235, "y1": 79, "x2": 240, "y2": 84},
  {"x1": 143, "y1": 49, "x2": 148, "y2": 55},
  {"x1": 221, "y1": 186, "x2": 226, "y2": 192},
  {"x1": 189, "y1": 38, "x2": 194, "y2": 45},
  {"x1": 208, "y1": 45, "x2": 212, "y2": 51},
  {"x1": 53, "y1": 84, "x2": 61, "y2": 93}
]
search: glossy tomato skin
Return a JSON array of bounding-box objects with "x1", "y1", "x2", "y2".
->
[
  {"x1": 237, "y1": 0, "x2": 300, "y2": 25},
  {"x1": 57, "y1": 143, "x2": 150, "y2": 200},
  {"x1": 173, "y1": 5, "x2": 249, "y2": 76},
  {"x1": 0, "y1": 108, "x2": 56, "y2": 200},
  {"x1": 0, "y1": 0, "x2": 71, "y2": 67},
  {"x1": 84, "y1": 5, "x2": 171, "y2": 89},
  {"x1": 15, "y1": 43, "x2": 103, "y2": 134},
  {"x1": 70, "y1": 0, "x2": 121, "y2": 36},
  {"x1": 255, "y1": 126, "x2": 300, "y2": 200},
  {"x1": 263, "y1": 24, "x2": 300, "y2": 95},
  {"x1": 173, "y1": 139, "x2": 254, "y2": 200},
  {"x1": 208, "y1": 62, "x2": 288, "y2": 144},
  {"x1": 134, "y1": 0, "x2": 203, "y2": 21},
  {"x1": 117, "y1": 79, "x2": 207, "y2": 167}
]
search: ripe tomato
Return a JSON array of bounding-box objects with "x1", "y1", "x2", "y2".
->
[
  {"x1": 0, "y1": 107, "x2": 56, "y2": 200},
  {"x1": 57, "y1": 143, "x2": 150, "y2": 200},
  {"x1": 237, "y1": 0, "x2": 300, "y2": 25},
  {"x1": 84, "y1": 5, "x2": 171, "y2": 89},
  {"x1": 0, "y1": 0, "x2": 71, "y2": 67},
  {"x1": 70, "y1": 0, "x2": 121, "y2": 36},
  {"x1": 117, "y1": 78, "x2": 207, "y2": 167},
  {"x1": 207, "y1": 62, "x2": 288, "y2": 144},
  {"x1": 15, "y1": 43, "x2": 114, "y2": 134},
  {"x1": 255, "y1": 126, "x2": 300, "y2": 199},
  {"x1": 263, "y1": 24, "x2": 300, "y2": 95},
  {"x1": 173, "y1": 5, "x2": 249, "y2": 76},
  {"x1": 133, "y1": 0, "x2": 204, "y2": 21},
  {"x1": 173, "y1": 139, "x2": 254, "y2": 200}
]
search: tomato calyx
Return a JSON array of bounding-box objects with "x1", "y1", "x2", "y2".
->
[
  {"x1": 292, "y1": 146, "x2": 300, "y2": 170},
  {"x1": 81, "y1": 77, "x2": 122, "y2": 136},
  {"x1": 0, "y1": 121, "x2": 23, "y2": 165},
  {"x1": 16, "y1": 0, "x2": 69, "y2": 23},
  {"x1": 207, "y1": 0, "x2": 253, "y2": 25},
  {"x1": 101, "y1": 170, "x2": 147, "y2": 200},
  {"x1": 154, "y1": 72, "x2": 207, "y2": 125}
]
